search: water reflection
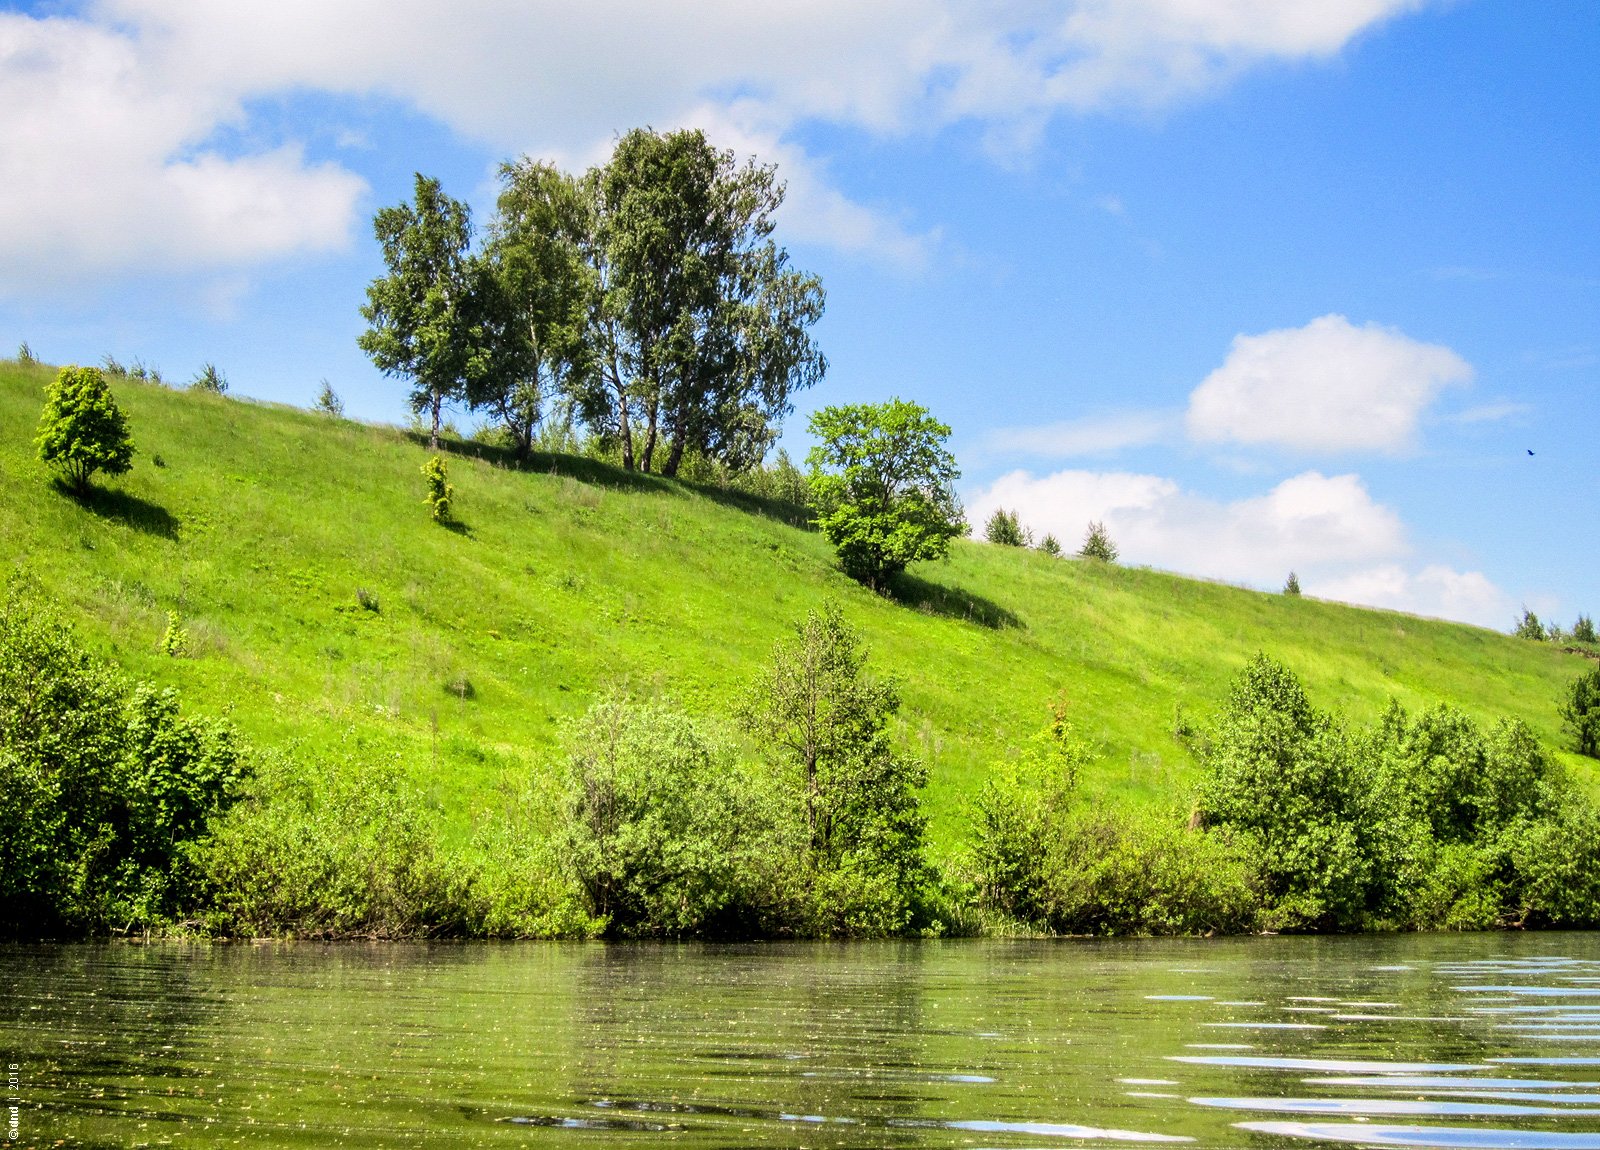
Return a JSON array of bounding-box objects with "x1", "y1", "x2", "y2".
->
[{"x1": 3, "y1": 936, "x2": 1600, "y2": 1147}]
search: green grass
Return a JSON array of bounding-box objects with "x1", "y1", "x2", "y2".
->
[{"x1": 2, "y1": 359, "x2": 1593, "y2": 860}]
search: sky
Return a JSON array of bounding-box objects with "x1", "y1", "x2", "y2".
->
[{"x1": 2, "y1": 0, "x2": 1595, "y2": 631}]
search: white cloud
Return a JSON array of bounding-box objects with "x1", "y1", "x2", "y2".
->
[
  {"x1": 0, "y1": 1, "x2": 1429, "y2": 283},
  {"x1": 0, "y1": 13, "x2": 364, "y2": 287},
  {"x1": 966, "y1": 465, "x2": 1510, "y2": 627},
  {"x1": 1314, "y1": 564, "x2": 1513, "y2": 630},
  {"x1": 1185, "y1": 314, "x2": 1474, "y2": 453}
]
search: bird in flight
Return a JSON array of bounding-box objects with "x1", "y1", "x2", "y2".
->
[{"x1": 1527, "y1": 449, "x2": 1535, "y2": 456}]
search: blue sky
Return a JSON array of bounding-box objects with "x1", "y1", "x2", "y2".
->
[{"x1": 2, "y1": 1, "x2": 1595, "y2": 629}]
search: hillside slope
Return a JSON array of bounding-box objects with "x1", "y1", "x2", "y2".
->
[{"x1": 2, "y1": 361, "x2": 1591, "y2": 852}]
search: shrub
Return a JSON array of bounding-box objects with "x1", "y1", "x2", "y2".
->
[
  {"x1": 1574, "y1": 615, "x2": 1597, "y2": 645},
  {"x1": 197, "y1": 747, "x2": 454, "y2": 938},
  {"x1": 422, "y1": 454, "x2": 454, "y2": 522},
  {"x1": 190, "y1": 362, "x2": 228, "y2": 394},
  {"x1": 1038, "y1": 533, "x2": 1062, "y2": 557},
  {"x1": 558, "y1": 697, "x2": 792, "y2": 937},
  {"x1": 16, "y1": 341, "x2": 36, "y2": 365},
  {"x1": 984, "y1": 508, "x2": 1028, "y2": 547},
  {"x1": 35, "y1": 365, "x2": 135, "y2": 495},
  {"x1": 314, "y1": 379, "x2": 344, "y2": 418},
  {"x1": 0, "y1": 587, "x2": 243, "y2": 935},
  {"x1": 1195, "y1": 654, "x2": 1417, "y2": 930},
  {"x1": 740, "y1": 605, "x2": 932, "y2": 934},
  {"x1": 1561, "y1": 662, "x2": 1600, "y2": 759},
  {"x1": 1079, "y1": 520, "x2": 1118, "y2": 562},
  {"x1": 161, "y1": 610, "x2": 188, "y2": 657},
  {"x1": 1514, "y1": 608, "x2": 1546, "y2": 641},
  {"x1": 1284, "y1": 571, "x2": 1302, "y2": 596}
]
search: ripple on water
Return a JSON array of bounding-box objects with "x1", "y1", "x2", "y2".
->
[{"x1": 1235, "y1": 1121, "x2": 1600, "y2": 1148}]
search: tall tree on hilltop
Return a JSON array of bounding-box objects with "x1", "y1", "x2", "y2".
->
[
  {"x1": 476, "y1": 160, "x2": 596, "y2": 459},
  {"x1": 584, "y1": 128, "x2": 826, "y2": 475},
  {"x1": 359, "y1": 174, "x2": 477, "y2": 450}
]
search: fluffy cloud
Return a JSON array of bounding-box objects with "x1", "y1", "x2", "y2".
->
[
  {"x1": 1186, "y1": 314, "x2": 1473, "y2": 453},
  {"x1": 966, "y1": 465, "x2": 1509, "y2": 626},
  {"x1": 0, "y1": 1, "x2": 1428, "y2": 283},
  {"x1": 0, "y1": 14, "x2": 364, "y2": 286}
]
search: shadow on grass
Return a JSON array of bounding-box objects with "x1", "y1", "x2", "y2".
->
[
  {"x1": 64, "y1": 482, "x2": 180, "y2": 541},
  {"x1": 439, "y1": 518, "x2": 473, "y2": 538},
  {"x1": 885, "y1": 570, "x2": 1022, "y2": 631},
  {"x1": 413, "y1": 433, "x2": 814, "y2": 530}
]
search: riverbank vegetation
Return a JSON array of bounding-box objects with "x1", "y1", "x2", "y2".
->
[{"x1": 3, "y1": 348, "x2": 1597, "y2": 939}]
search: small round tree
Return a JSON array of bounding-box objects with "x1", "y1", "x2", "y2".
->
[
  {"x1": 1078, "y1": 520, "x2": 1118, "y2": 563},
  {"x1": 984, "y1": 507, "x2": 1028, "y2": 547},
  {"x1": 806, "y1": 400, "x2": 964, "y2": 588},
  {"x1": 1514, "y1": 608, "x2": 1547, "y2": 642},
  {"x1": 1038, "y1": 533, "x2": 1062, "y2": 557},
  {"x1": 35, "y1": 365, "x2": 135, "y2": 495}
]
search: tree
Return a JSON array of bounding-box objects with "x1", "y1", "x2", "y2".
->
[
  {"x1": 476, "y1": 160, "x2": 595, "y2": 460},
  {"x1": 190, "y1": 362, "x2": 227, "y2": 394},
  {"x1": 1284, "y1": 571, "x2": 1302, "y2": 596},
  {"x1": 1574, "y1": 615, "x2": 1597, "y2": 645},
  {"x1": 1563, "y1": 663, "x2": 1600, "y2": 759},
  {"x1": 360, "y1": 174, "x2": 477, "y2": 450},
  {"x1": 579, "y1": 128, "x2": 825, "y2": 475},
  {"x1": 739, "y1": 606, "x2": 929, "y2": 934},
  {"x1": 35, "y1": 365, "x2": 134, "y2": 495},
  {"x1": 1039, "y1": 533, "x2": 1062, "y2": 557},
  {"x1": 1079, "y1": 520, "x2": 1119, "y2": 563},
  {"x1": 313, "y1": 380, "x2": 344, "y2": 418},
  {"x1": 1514, "y1": 608, "x2": 1547, "y2": 642},
  {"x1": 421, "y1": 455, "x2": 454, "y2": 523},
  {"x1": 984, "y1": 507, "x2": 1028, "y2": 547},
  {"x1": 806, "y1": 400, "x2": 964, "y2": 588}
]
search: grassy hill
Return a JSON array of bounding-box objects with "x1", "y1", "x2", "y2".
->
[{"x1": 2, "y1": 358, "x2": 1592, "y2": 860}]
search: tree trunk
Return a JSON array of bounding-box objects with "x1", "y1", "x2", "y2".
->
[
  {"x1": 608, "y1": 357, "x2": 634, "y2": 470},
  {"x1": 662, "y1": 433, "x2": 686, "y2": 478},
  {"x1": 640, "y1": 394, "x2": 659, "y2": 473},
  {"x1": 429, "y1": 392, "x2": 441, "y2": 451}
]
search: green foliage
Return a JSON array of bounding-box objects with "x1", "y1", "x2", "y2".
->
[
  {"x1": 421, "y1": 454, "x2": 454, "y2": 522},
  {"x1": 1196, "y1": 654, "x2": 1595, "y2": 931},
  {"x1": 1079, "y1": 520, "x2": 1119, "y2": 563},
  {"x1": 741, "y1": 606, "x2": 932, "y2": 935},
  {"x1": 558, "y1": 697, "x2": 791, "y2": 937},
  {"x1": 314, "y1": 379, "x2": 344, "y2": 418},
  {"x1": 579, "y1": 128, "x2": 827, "y2": 476},
  {"x1": 1195, "y1": 655, "x2": 1416, "y2": 930},
  {"x1": 972, "y1": 701, "x2": 1257, "y2": 935},
  {"x1": 1514, "y1": 608, "x2": 1547, "y2": 641},
  {"x1": 161, "y1": 610, "x2": 188, "y2": 657},
  {"x1": 1561, "y1": 662, "x2": 1600, "y2": 759},
  {"x1": 1038, "y1": 533, "x2": 1062, "y2": 557},
  {"x1": 806, "y1": 399, "x2": 964, "y2": 588},
  {"x1": 984, "y1": 507, "x2": 1028, "y2": 547},
  {"x1": 35, "y1": 364, "x2": 135, "y2": 495},
  {"x1": 197, "y1": 747, "x2": 458, "y2": 938},
  {"x1": 1284, "y1": 571, "x2": 1302, "y2": 596},
  {"x1": 16, "y1": 341, "x2": 35, "y2": 366},
  {"x1": 0, "y1": 588, "x2": 243, "y2": 936},
  {"x1": 360, "y1": 174, "x2": 477, "y2": 449},
  {"x1": 1574, "y1": 614, "x2": 1597, "y2": 644},
  {"x1": 189, "y1": 362, "x2": 228, "y2": 394}
]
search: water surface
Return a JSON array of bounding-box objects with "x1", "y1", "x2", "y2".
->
[{"x1": 5, "y1": 934, "x2": 1600, "y2": 1147}]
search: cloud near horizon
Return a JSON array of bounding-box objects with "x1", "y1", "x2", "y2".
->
[
  {"x1": 0, "y1": 1, "x2": 1429, "y2": 285},
  {"x1": 966, "y1": 465, "x2": 1512, "y2": 627},
  {"x1": 1185, "y1": 314, "x2": 1474, "y2": 454}
]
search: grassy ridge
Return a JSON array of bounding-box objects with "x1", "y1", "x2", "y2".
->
[{"x1": 1, "y1": 359, "x2": 1591, "y2": 857}]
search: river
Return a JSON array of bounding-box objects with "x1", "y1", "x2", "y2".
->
[{"x1": 6, "y1": 934, "x2": 1600, "y2": 1147}]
